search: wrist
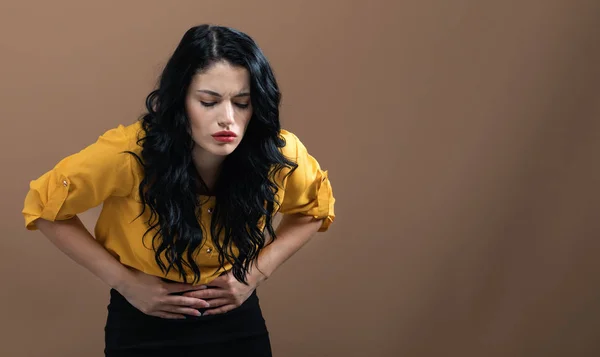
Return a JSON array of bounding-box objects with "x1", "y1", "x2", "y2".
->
[
  {"x1": 249, "y1": 266, "x2": 269, "y2": 287},
  {"x1": 108, "y1": 267, "x2": 135, "y2": 293}
]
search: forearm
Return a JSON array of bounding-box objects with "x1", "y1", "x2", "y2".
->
[
  {"x1": 251, "y1": 213, "x2": 322, "y2": 283},
  {"x1": 35, "y1": 216, "x2": 133, "y2": 291}
]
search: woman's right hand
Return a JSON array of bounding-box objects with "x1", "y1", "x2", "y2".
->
[
  {"x1": 33, "y1": 217, "x2": 209, "y2": 319},
  {"x1": 117, "y1": 269, "x2": 210, "y2": 319}
]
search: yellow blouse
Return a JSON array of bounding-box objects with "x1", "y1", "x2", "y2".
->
[{"x1": 22, "y1": 121, "x2": 335, "y2": 284}]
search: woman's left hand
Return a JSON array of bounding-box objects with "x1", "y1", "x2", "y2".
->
[{"x1": 182, "y1": 271, "x2": 264, "y2": 315}]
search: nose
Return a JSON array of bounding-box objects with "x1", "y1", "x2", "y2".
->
[{"x1": 219, "y1": 102, "x2": 235, "y2": 127}]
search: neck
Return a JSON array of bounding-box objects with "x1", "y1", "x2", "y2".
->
[{"x1": 192, "y1": 146, "x2": 225, "y2": 194}]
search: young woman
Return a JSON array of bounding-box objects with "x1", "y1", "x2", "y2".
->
[{"x1": 22, "y1": 24, "x2": 335, "y2": 356}]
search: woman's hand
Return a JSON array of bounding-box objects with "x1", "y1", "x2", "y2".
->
[
  {"x1": 117, "y1": 269, "x2": 210, "y2": 319},
  {"x1": 182, "y1": 271, "x2": 265, "y2": 315},
  {"x1": 182, "y1": 215, "x2": 323, "y2": 316}
]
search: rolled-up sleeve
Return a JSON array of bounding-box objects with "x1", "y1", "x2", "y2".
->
[
  {"x1": 22, "y1": 125, "x2": 135, "y2": 230},
  {"x1": 278, "y1": 131, "x2": 335, "y2": 232}
]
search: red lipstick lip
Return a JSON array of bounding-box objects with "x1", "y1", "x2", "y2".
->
[{"x1": 212, "y1": 131, "x2": 237, "y2": 137}]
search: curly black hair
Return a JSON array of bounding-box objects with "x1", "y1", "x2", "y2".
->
[{"x1": 126, "y1": 24, "x2": 297, "y2": 284}]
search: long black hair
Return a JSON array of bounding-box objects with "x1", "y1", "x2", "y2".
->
[{"x1": 126, "y1": 24, "x2": 297, "y2": 284}]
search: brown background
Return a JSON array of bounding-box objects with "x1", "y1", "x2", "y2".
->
[{"x1": 1, "y1": 1, "x2": 600, "y2": 356}]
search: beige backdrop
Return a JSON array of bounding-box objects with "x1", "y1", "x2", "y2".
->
[{"x1": 2, "y1": 1, "x2": 600, "y2": 356}]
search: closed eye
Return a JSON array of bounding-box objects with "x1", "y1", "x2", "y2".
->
[{"x1": 200, "y1": 101, "x2": 250, "y2": 109}]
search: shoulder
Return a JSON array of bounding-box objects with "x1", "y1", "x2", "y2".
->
[
  {"x1": 278, "y1": 129, "x2": 301, "y2": 160},
  {"x1": 118, "y1": 120, "x2": 144, "y2": 140},
  {"x1": 96, "y1": 120, "x2": 143, "y2": 154}
]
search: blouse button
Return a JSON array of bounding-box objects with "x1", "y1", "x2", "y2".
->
[
  {"x1": 206, "y1": 247, "x2": 213, "y2": 254},
  {"x1": 62, "y1": 180, "x2": 68, "y2": 187},
  {"x1": 207, "y1": 207, "x2": 214, "y2": 214}
]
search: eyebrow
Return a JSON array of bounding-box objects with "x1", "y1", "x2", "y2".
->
[{"x1": 196, "y1": 89, "x2": 250, "y2": 98}]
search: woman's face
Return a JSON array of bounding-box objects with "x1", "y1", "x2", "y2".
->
[{"x1": 185, "y1": 60, "x2": 253, "y2": 160}]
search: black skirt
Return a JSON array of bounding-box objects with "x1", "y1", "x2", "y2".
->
[{"x1": 104, "y1": 288, "x2": 272, "y2": 357}]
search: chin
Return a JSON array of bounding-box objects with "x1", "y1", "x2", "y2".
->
[{"x1": 208, "y1": 143, "x2": 239, "y2": 156}]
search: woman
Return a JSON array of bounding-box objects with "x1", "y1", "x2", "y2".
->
[{"x1": 22, "y1": 24, "x2": 335, "y2": 356}]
